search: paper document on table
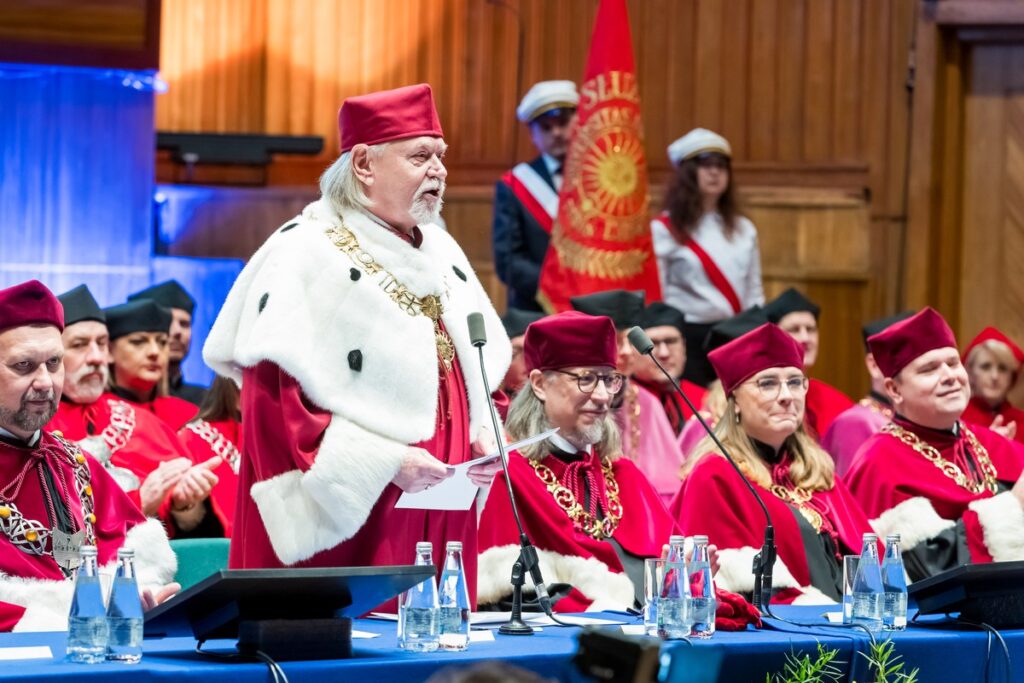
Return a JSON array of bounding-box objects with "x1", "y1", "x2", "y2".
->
[
  {"x1": 395, "y1": 429, "x2": 559, "y2": 511},
  {"x1": 0, "y1": 646, "x2": 52, "y2": 661}
]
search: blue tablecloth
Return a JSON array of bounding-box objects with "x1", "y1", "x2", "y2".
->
[{"x1": 0, "y1": 607, "x2": 1017, "y2": 682}]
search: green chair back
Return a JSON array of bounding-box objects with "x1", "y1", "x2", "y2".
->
[{"x1": 170, "y1": 538, "x2": 231, "y2": 590}]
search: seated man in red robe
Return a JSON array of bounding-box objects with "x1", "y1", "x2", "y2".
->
[
  {"x1": 203, "y1": 84, "x2": 508, "y2": 600},
  {"x1": 0, "y1": 281, "x2": 177, "y2": 632},
  {"x1": 672, "y1": 323, "x2": 875, "y2": 605},
  {"x1": 478, "y1": 312, "x2": 678, "y2": 612},
  {"x1": 49, "y1": 285, "x2": 224, "y2": 538},
  {"x1": 847, "y1": 308, "x2": 1024, "y2": 580},
  {"x1": 104, "y1": 300, "x2": 198, "y2": 431},
  {"x1": 765, "y1": 288, "x2": 853, "y2": 438},
  {"x1": 632, "y1": 302, "x2": 706, "y2": 434}
]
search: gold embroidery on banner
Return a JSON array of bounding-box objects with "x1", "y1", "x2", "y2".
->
[
  {"x1": 550, "y1": 229, "x2": 649, "y2": 280},
  {"x1": 325, "y1": 224, "x2": 455, "y2": 370}
]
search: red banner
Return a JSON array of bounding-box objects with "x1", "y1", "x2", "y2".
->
[{"x1": 537, "y1": 0, "x2": 662, "y2": 312}]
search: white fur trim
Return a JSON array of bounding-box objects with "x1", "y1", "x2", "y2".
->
[
  {"x1": 0, "y1": 575, "x2": 74, "y2": 633},
  {"x1": 716, "y1": 546, "x2": 835, "y2": 603},
  {"x1": 121, "y1": 518, "x2": 177, "y2": 589},
  {"x1": 968, "y1": 492, "x2": 1024, "y2": 562},
  {"x1": 477, "y1": 544, "x2": 635, "y2": 611},
  {"x1": 871, "y1": 497, "x2": 955, "y2": 551},
  {"x1": 250, "y1": 416, "x2": 407, "y2": 565},
  {"x1": 204, "y1": 201, "x2": 510, "y2": 444}
]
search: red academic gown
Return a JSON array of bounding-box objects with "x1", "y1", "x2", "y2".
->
[
  {"x1": 962, "y1": 396, "x2": 1024, "y2": 444},
  {"x1": 847, "y1": 417, "x2": 1024, "y2": 572},
  {"x1": 670, "y1": 450, "x2": 874, "y2": 604},
  {"x1": 48, "y1": 394, "x2": 201, "y2": 534},
  {"x1": 110, "y1": 386, "x2": 198, "y2": 431},
  {"x1": 804, "y1": 379, "x2": 855, "y2": 440},
  {"x1": 232, "y1": 347, "x2": 479, "y2": 606},
  {"x1": 178, "y1": 418, "x2": 241, "y2": 537},
  {"x1": 0, "y1": 431, "x2": 147, "y2": 631},
  {"x1": 478, "y1": 449, "x2": 678, "y2": 612},
  {"x1": 633, "y1": 377, "x2": 708, "y2": 435}
]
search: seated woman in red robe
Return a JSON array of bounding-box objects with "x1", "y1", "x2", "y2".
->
[
  {"x1": 104, "y1": 300, "x2": 198, "y2": 431},
  {"x1": 478, "y1": 312, "x2": 679, "y2": 612},
  {"x1": 961, "y1": 326, "x2": 1024, "y2": 443},
  {"x1": 671, "y1": 323, "x2": 875, "y2": 605},
  {"x1": 178, "y1": 376, "x2": 241, "y2": 537},
  {"x1": 847, "y1": 309, "x2": 1024, "y2": 579}
]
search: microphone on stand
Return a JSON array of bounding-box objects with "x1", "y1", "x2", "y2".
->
[
  {"x1": 627, "y1": 326, "x2": 777, "y2": 612},
  {"x1": 467, "y1": 313, "x2": 556, "y2": 634}
]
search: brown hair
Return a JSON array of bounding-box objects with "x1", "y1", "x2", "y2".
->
[
  {"x1": 662, "y1": 157, "x2": 741, "y2": 241},
  {"x1": 194, "y1": 375, "x2": 241, "y2": 423}
]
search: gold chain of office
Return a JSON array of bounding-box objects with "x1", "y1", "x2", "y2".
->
[
  {"x1": 881, "y1": 423, "x2": 999, "y2": 495},
  {"x1": 530, "y1": 459, "x2": 623, "y2": 540},
  {"x1": 325, "y1": 224, "x2": 455, "y2": 370}
]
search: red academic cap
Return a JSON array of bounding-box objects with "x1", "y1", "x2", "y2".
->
[
  {"x1": 867, "y1": 307, "x2": 958, "y2": 378},
  {"x1": 708, "y1": 323, "x2": 804, "y2": 395},
  {"x1": 524, "y1": 311, "x2": 617, "y2": 373},
  {"x1": 0, "y1": 280, "x2": 64, "y2": 333},
  {"x1": 962, "y1": 326, "x2": 1024, "y2": 367},
  {"x1": 338, "y1": 83, "x2": 444, "y2": 153}
]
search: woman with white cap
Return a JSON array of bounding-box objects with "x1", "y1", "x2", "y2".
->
[{"x1": 652, "y1": 128, "x2": 764, "y2": 388}]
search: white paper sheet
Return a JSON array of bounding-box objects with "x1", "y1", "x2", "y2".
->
[
  {"x1": 0, "y1": 646, "x2": 52, "y2": 661},
  {"x1": 395, "y1": 429, "x2": 559, "y2": 511}
]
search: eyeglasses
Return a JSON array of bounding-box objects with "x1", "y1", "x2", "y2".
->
[
  {"x1": 745, "y1": 376, "x2": 809, "y2": 400},
  {"x1": 556, "y1": 370, "x2": 626, "y2": 395}
]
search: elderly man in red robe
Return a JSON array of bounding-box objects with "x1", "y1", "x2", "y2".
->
[
  {"x1": 49, "y1": 285, "x2": 224, "y2": 538},
  {"x1": 0, "y1": 281, "x2": 176, "y2": 631},
  {"x1": 204, "y1": 84, "x2": 509, "y2": 601},
  {"x1": 478, "y1": 312, "x2": 677, "y2": 612},
  {"x1": 847, "y1": 307, "x2": 1024, "y2": 580}
]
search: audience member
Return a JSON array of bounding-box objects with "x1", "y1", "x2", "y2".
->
[
  {"x1": 672, "y1": 324, "x2": 874, "y2": 604},
  {"x1": 129, "y1": 280, "x2": 207, "y2": 405},
  {"x1": 499, "y1": 308, "x2": 545, "y2": 398},
  {"x1": 962, "y1": 326, "x2": 1024, "y2": 442},
  {"x1": 477, "y1": 312, "x2": 677, "y2": 612},
  {"x1": 652, "y1": 128, "x2": 764, "y2": 387},
  {"x1": 0, "y1": 281, "x2": 177, "y2": 631},
  {"x1": 847, "y1": 308, "x2": 1024, "y2": 579},
  {"x1": 492, "y1": 80, "x2": 578, "y2": 311}
]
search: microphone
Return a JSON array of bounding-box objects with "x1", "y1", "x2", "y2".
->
[
  {"x1": 466, "y1": 313, "x2": 556, "y2": 631},
  {"x1": 628, "y1": 326, "x2": 777, "y2": 611}
]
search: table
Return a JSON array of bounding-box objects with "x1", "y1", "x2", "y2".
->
[{"x1": 0, "y1": 607, "x2": 1017, "y2": 682}]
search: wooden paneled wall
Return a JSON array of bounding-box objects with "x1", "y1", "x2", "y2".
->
[{"x1": 156, "y1": 0, "x2": 917, "y2": 398}]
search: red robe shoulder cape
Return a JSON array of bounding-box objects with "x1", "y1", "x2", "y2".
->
[
  {"x1": 178, "y1": 418, "x2": 241, "y2": 537},
  {"x1": 846, "y1": 418, "x2": 1024, "y2": 563},
  {"x1": 109, "y1": 387, "x2": 198, "y2": 432},
  {"x1": 670, "y1": 452, "x2": 873, "y2": 604},
  {"x1": 477, "y1": 450, "x2": 678, "y2": 612},
  {"x1": 805, "y1": 379, "x2": 855, "y2": 439},
  {"x1": 48, "y1": 394, "x2": 213, "y2": 536},
  {"x1": 0, "y1": 431, "x2": 175, "y2": 632},
  {"x1": 233, "y1": 354, "x2": 480, "y2": 608},
  {"x1": 962, "y1": 396, "x2": 1024, "y2": 444}
]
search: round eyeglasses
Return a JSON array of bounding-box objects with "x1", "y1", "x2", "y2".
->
[
  {"x1": 745, "y1": 376, "x2": 809, "y2": 400},
  {"x1": 556, "y1": 370, "x2": 626, "y2": 395}
]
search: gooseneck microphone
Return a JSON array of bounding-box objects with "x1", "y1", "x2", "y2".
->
[
  {"x1": 627, "y1": 326, "x2": 777, "y2": 611},
  {"x1": 467, "y1": 313, "x2": 556, "y2": 633}
]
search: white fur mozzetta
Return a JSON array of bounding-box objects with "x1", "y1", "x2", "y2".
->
[
  {"x1": 6, "y1": 518, "x2": 176, "y2": 632},
  {"x1": 716, "y1": 546, "x2": 835, "y2": 605},
  {"x1": 477, "y1": 544, "x2": 635, "y2": 612},
  {"x1": 204, "y1": 200, "x2": 511, "y2": 564},
  {"x1": 871, "y1": 496, "x2": 955, "y2": 551},
  {"x1": 968, "y1": 492, "x2": 1024, "y2": 562}
]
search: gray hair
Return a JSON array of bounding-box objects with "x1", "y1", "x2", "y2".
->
[
  {"x1": 505, "y1": 372, "x2": 622, "y2": 462},
  {"x1": 319, "y1": 143, "x2": 390, "y2": 216}
]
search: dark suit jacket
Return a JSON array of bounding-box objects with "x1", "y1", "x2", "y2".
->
[{"x1": 492, "y1": 156, "x2": 556, "y2": 311}]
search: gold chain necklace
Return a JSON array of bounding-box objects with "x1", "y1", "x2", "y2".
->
[
  {"x1": 325, "y1": 223, "x2": 455, "y2": 370},
  {"x1": 881, "y1": 423, "x2": 999, "y2": 494},
  {"x1": 769, "y1": 484, "x2": 823, "y2": 531},
  {"x1": 530, "y1": 457, "x2": 623, "y2": 540}
]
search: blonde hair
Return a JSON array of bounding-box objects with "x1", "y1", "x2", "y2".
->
[
  {"x1": 319, "y1": 143, "x2": 390, "y2": 216},
  {"x1": 966, "y1": 339, "x2": 1020, "y2": 374},
  {"x1": 701, "y1": 379, "x2": 727, "y2": 423},
  {"x1": 505, "y1": 372, "x2": 622, "y2": 463},
  {"x1": 680, "y1": 397, "x2": 835, "y2": 491}
]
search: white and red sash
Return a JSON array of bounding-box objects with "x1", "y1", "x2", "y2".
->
[
  {"x1": 500, "y1": 162, "x2": 558, "y2": 234},
  {"x1": 654, "y1": 214, "x2": 742, "y2": 314}
]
